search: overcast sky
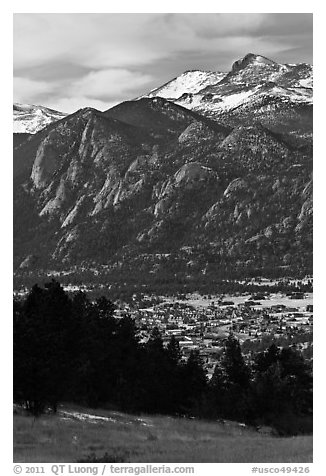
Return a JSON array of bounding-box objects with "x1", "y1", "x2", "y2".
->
[{"x1": 13, "y1": 13, "x2": 313, "y2": 113}]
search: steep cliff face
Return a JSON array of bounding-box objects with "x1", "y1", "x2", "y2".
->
[
  {"x1": 25, "y1": 109, "x2": 157, "y2": 226},
  {"x1": 230, "y1": 53, "x2": 277, "y2": 72},
  {"x1": 152, "y1": 162, "x2": 221, "y2": 219}
]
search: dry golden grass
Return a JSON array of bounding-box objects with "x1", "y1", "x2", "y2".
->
[{"x1": 13, "y1": 404, "x2": 313, "y2": 463}]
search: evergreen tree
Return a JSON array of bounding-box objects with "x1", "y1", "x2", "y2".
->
[
  {"x1": 180, "y1": 350, "x2": 207, "y2": 415},
  {"x1": 209, "y1": 335, "x2": 250, "y2": 420},
  {"x1": 13, "y1": 281, "x2": 312, "y2": 435},
  {"x1": 221, "y1": 335, "x2": 251, "y2": 388},
  {"x1": 166, "y1": 335, "x2": 182, "y2": 364},
  {"x1": 112, "y1": 315, "x2": 142, "y2": 411},
  {"x1": 251, "y1": 344, "x2": 312, "y2": 433},
  {"x1": 165, "y1": 336, "x2": 183, "y2": 413},
  {"x1": 140, "y1": 327, "x2": 170, "y2": 412},
  {"x1": 13, "y1": 280, "x2": 75, "y2": 414},
  {"x1": 254, "y1": 343, "x2": 280, "y2": 373}
]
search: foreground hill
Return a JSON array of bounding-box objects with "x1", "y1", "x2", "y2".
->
[{"x1": 14, "y1": 405, "x2": 313, "y2": 463}]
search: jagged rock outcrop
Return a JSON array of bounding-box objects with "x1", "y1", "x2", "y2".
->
[{"x1": 231, "y1": 53, "x2": 277, "y2": 73}]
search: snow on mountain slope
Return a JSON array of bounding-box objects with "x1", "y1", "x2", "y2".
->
[
  {"x1": 298, "y1": 78, "x2": 313, "y2": 88},
  {"x1": 141, "y1": 54, "x2": 313, "y2": 123},
  {"x1": 140, "y1": 70, "x2": 226, "y2": 101},
  {"x1": 175, "y1": 56, "x2": 312, "y2": 119},
  {"x1": 178, "y1": 86, "x2": 260, "y2": 113},
  {"x1": 13, "y1": 103, "x2": 67, "y2": 134}
]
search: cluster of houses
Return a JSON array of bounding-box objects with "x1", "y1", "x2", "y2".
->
[
  {"x1": 14, "y1": 280, "x2": 313, "y2": 379},
  {"x1": 116, "y1": 292, "x2": 313, "y2": 378}
]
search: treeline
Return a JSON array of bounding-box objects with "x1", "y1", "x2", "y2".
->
[
  {"x1": 242, "y1": 332, "x2": 313, "y2": 357},
  {"x1": 13, "y1": 280, "x2": 312, "y2": 435},
  {"x1": 14, "y1": 273, "x2": 313, "y2": 303}
]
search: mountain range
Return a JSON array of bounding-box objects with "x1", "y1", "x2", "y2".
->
[
  {"x1": 13, "y1": 53, "x2": 313, "y2": 288},
  {"x1": 141, "y1": 53, "x2": 312, "y2": 146}
]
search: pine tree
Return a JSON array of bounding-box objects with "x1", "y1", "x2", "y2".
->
[
  {"x1": 254, "y1": 343, "x2": 280, "y2": 372},
  {"x1": 251, "y1": 344, "x2": 312, "y2": 433},
  {"x1": 13, "y1": 280, "x2": 75, "y2": 414},
  {"x1": 221, "y1": 335, "x2": 250, "y2": 388},
  {"x1": 180, "y1": 350, "x2": 207, "y2": 415},
  {"x1": 209, "y1": 335, "x2": 250, "y2": 420},
  {"x1": 166, "y1": 335, "x2": 182, "y2": 364}
]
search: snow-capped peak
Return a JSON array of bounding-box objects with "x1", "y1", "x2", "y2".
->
[
  {"x1": 231, "y1": 53, "x2": 277, "y2": 72},
  {"x1": 13, "y1": 103, "x2": 67, "y2": 134}
]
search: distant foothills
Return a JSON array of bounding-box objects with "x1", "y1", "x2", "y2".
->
[{"x1": 13, "y1": 53, "x2": 313, "y2": 291}]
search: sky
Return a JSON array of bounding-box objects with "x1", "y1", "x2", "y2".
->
[{"x1": 13, "y1": 13, "x2": 313, "y2": 113}]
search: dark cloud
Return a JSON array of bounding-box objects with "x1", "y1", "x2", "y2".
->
[
  {"x1": 14, "y1": 62, "x2": 93, "y2": 82},
  {"x1": 253, "y1": 13, "x2": 313, "y2": 38},
  {"x1": 160, "y1": 13, "x2": 312, "y2": 40},
  {"x1": 275, "y1": 44, "x2": 314, "y2": 65}
]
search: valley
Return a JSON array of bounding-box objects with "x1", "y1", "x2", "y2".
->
[{"x1": 12, "y1": 13, "x2": 314, "y2": 468}]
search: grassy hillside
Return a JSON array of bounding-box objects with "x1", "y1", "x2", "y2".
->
[{"x1": 14, "y1": 405, "x2": 312, "y2": 463}]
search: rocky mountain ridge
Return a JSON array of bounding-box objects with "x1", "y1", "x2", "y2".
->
[
  {"x1": 13, "y1": 53, "x2": 313, "y2": 286},
  {"x1": 142, "y1": 53, "x2": 312, "y2": 143}
]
